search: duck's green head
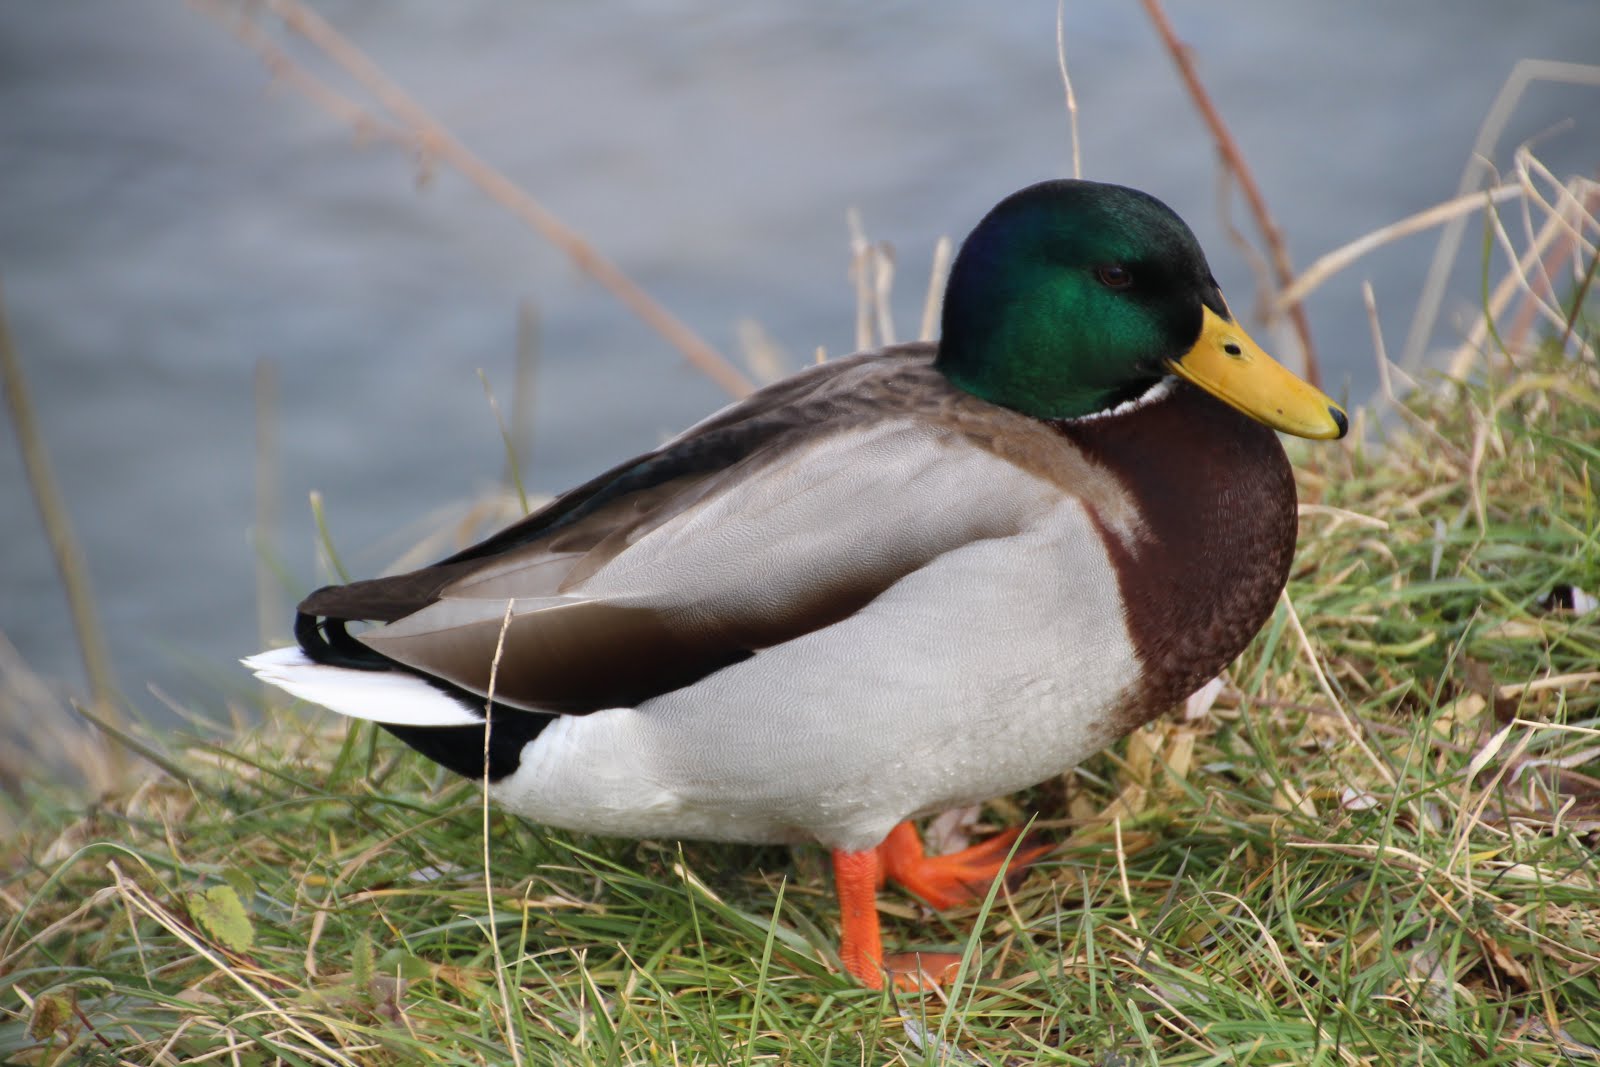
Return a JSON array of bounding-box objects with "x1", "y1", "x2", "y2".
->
[{"x1": 937, "y1": 180, "x2": 1346, "y2": 439}]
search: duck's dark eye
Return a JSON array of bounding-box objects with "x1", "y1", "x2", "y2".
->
[{"x1": 1096, "y1": 265, "x2": 1134, "y2": 290}]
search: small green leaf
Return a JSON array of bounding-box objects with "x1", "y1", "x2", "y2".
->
[{"x1": 188, "y1": 885, "x2": 256, "y2": 954}]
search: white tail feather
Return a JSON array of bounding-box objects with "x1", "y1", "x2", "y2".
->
[{"x1": 242, "y1": 647, "x2": 483, "y2": 727}]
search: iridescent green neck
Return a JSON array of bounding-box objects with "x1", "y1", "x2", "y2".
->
[{"x1": 937, "y1": 279, "x2": 1178, "y2": 420}]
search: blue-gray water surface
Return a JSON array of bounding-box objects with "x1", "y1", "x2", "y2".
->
[{"x1": 1, "y1": 2, "x2": 1596, "y2": 732}]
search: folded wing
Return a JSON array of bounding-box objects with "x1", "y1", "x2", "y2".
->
[{"x1": 296, "y1": 349, "x2": 1053, "y2": 715}]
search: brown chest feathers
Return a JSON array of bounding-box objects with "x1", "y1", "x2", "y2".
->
[{"x1": 1057, "y1": 382, "x2": 1299, "y2": 728}]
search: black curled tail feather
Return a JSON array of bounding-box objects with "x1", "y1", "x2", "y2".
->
[{"x1": 296, "y1": 608, "x2": 391, "y2": 671}]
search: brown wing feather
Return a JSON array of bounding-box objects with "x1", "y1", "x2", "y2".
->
[{"x1": 298, "y1": 347, "x2": 928, "y2": 625}]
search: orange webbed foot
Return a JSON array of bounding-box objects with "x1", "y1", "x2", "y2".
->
[{"x1": 877, "y1": 819, "x2": 1052, "y2": 911}]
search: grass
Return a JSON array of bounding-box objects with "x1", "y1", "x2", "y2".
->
[
  {"x1": 2, "y1": 334, "x2": 1598, "y2": 1064},
  {"x1": 6, "y1": 4, "x2": 1596, "y2": 1054}
]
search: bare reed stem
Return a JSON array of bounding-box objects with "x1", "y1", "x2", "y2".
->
[
  {"x1": 253, "y1": 358, "x2": 281, "y2": 656},
  {"x1": 1139, "y1": 0, "x2": 1321, "y2": 386},
  {"x1": 193, "y1": 0, "x2": 755, "y2": 399},
  {"x1": 1056, "y1": 0, "x2": 1082, "y2": 180},
  {"x1": 0, "y1": 281, "x2": 126, "y2": 775},
  {"x1": 1400, "y1": 59, "x2": 1600, "y2": 371}
]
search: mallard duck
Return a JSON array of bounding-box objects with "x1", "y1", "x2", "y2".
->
[{"x1": 245, "y1": 179, "x2": 1346, "y2": 989}]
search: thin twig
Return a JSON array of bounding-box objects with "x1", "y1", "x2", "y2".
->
[
  {"x1": 872, "y1": 241, "x2": 896, "y2": 347},
  {"x1": 1562, "y1": 246, "x2": 1600, "y2": 351},
  {"x1": 735, "y1": 317, "x2": 790, "y2": 384},
  {"x1": 1400, "y1": 59, "x2": 1600, "y2": 371},
  {"x1": 1056, "y1": 0, "x2": 1081, "y2": 180},
  {"x1": 478, "y1": 370, "x2": 528, "y2": 516},
  {"x1": 1139, "y1": 0, "x2": 1320, "y2": 385},
  {"x1": 1362, "y1": 281, "x2": 1466, "y2": 463},
  {"x1": 1503, "y1": 146, "x2": 1588, "y2": 353},
  {"x1": 197, "y1": 0, "x2": 410, "y2": 145},
  {"x1": 1215, "y1": 168, "x2": 1276, "y2": 318},
  {"x1": 1279, "y1": 184, "x2": 1523, "y2": 310},
  {"x1": 70, "y1": 1000, "x2": 115, "y2": 1050},
  {"x1": 1483, "y1": 169, "x2": 1586, "y2": 351},
  {"x1": 482, "y1": 598, "x2": 525, "y2": 1067},
  {"x1": 847, "y1": 208, "x2": 874, "y2": 351},
  {"x1": 253, "y1": 358, "x2": 281, "y2": 656},
  {"x1": 1511, "y1": 158, "x2": 1600, "y2": 351},
  {"x1": 194, "y1": 0, "x2": 754, "y2": 399},
  {"x1": 1279, "y1": 590, "x2": 1396, "y2": 788},
  {"x1": 1446, "y1": 181, "x2": 1598, "y2": 380},
  {"x1": 920, "y1": 235, "x2": 952, "y2": 343},
  {"x1": 308, "y1": 490, "x2": 349, "y2": 584},
  {"x1": 0, "y1": 281, "x2": 127, "y2": 775}
]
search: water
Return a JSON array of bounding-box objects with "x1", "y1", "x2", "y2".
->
[{"x1": 1, "y1": 1, "x2": 1596, "y2": 729}]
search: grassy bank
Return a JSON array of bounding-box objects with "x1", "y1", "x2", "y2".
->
[{"x1": 2, "y1": 339, "x2": 1597, "y2": 1065}]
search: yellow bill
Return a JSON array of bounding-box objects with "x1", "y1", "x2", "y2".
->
[{"x1": 1167, "y1": 306, "x2": 1347, "y2": 440}]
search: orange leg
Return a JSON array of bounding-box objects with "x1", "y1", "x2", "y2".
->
[
  {"x1": 831, "y1": 847, "x2": 886, "y2": 989},
  {"x1": 831, "y1": 846, "x2": 965, "y2": 990},
  {"x1": 877, "y1": 819, "x2": 1053, "y2": 911}
]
